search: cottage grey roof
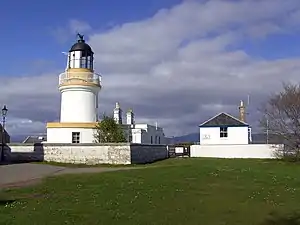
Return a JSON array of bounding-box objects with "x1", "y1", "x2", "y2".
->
[{"x1": 199, "y1": 112, "x2": 249, "y2": 127}]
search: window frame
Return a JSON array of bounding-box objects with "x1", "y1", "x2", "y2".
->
[
  {"x1": 220, "y1": 127, "x2": 228, "y2": 138},
  {"x1": 72, "y1": 132, "x2": 80, "y2": 143}
]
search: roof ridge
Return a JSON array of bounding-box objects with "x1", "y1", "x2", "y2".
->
[{"x1": 199, "y1": 112, "x2": 249, "y2": 127}]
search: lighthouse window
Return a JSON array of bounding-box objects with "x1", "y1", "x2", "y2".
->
[
  {"x1": 72, "y1": 132, "x2": 80, "y2": 143},
  {"x1": 80, "y1": 58, "x2": 87, "y2": 68},
  {"x1": 90, "y1": 56, "x2": 94, "y2": 69}
]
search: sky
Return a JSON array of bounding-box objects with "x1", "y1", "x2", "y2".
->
[{"x1": 2, "y1": 0, "x2": 300, "y2": 138}]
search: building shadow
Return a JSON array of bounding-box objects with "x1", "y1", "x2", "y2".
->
[
  {"x1": 2, "y1": 143, "x2": 44, "y2": 165},
  {"x1": 261, "y1": 211, "x2": 300, "y2": 225},
  {"x1": 130, "y1": 144, "x2": 168, "y2": 164},
  {"x1": 0, "y1": 199, "x2": 17, "y2": 206}
]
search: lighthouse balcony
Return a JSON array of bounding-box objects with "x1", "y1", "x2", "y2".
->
[{"x1": 59, "y1": 71, "x2": 101, "y2": 87}]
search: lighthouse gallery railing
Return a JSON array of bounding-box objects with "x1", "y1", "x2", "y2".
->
[{"x1": 58, "y1": 71, "x2": 102, "y2": 86}]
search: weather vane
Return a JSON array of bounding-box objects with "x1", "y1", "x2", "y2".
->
[{"x1": 77, "y1": 33, "x2": 84, "y2": 41}]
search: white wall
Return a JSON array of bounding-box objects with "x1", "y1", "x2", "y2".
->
[
  {"x1": 143, "y1": 125, "x2": 165, "y2": 144},
  {"x1": 60, "y1": 86, "x2": 99, "y2": 123},
  {"x1": 200, "y1": 126, "x2": 249, "y2": 145},
  {"x1": 47, "y1": 128, "x2": 95, "y2": 143},
  {"x1": 130, "y1": 124, "x2": 166, "y2": 145},
  {"x1": 63, "y1": 122, "x2": 167, "y2": 145},
  {"x1": 4, "y1": 143, "x2": 168, "y2": 165},
  {"x1": 190, "y1": 144, "x2": 284, "y2": 159},
  {"x1": 131, "y1": 128, "x2": 142, "y2": 143}
]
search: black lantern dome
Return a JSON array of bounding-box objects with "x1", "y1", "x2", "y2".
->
[
  {"x1": 69, "y1": 33, "x2": 93, "y2": 56},
  {"x1": 67, "y1": 33, "x2": 94, "y2": 70}
]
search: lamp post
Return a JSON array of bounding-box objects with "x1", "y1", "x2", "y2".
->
[{"x1": 1, "y1": 105, "x2": 8, "y2": 162}]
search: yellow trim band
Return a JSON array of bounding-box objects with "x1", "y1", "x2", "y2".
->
[
  {"x1": 67, "y1": 68, "x2": 94, "y2": 72},
  {"x1": 47, "y1": 122, "x2": 98, "y2": 128},
  {"x1": 59, "y1": 81, "x2": 101, "y2": 88}
]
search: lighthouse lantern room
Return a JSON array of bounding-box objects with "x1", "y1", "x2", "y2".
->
[{"x1": 46, "y1": 33, "x2": 102, "y2": 143}]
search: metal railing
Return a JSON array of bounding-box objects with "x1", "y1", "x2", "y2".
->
[{"x1": 59, "y1": 71, "x2": 102, "y2": 86}]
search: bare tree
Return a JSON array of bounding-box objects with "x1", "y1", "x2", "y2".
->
[{"x1": 259, "y1": 82, "x2": 300, "y2": 161}]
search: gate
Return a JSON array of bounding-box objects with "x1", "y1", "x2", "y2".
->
[{"x1": 168, "y1": 144, "x2": 190, "y2": 158}]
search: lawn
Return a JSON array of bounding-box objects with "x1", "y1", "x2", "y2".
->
[{"x1": 1, "y1": 158, "x2": 300, "y2": 225}]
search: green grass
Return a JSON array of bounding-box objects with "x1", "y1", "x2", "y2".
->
[{"x1": 1, "y1": 158, "x2": 300, "y2": 225}]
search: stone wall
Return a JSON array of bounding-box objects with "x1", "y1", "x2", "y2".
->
[{"x1": 3, "y1": 143, "x2": 167, "y2": 165}]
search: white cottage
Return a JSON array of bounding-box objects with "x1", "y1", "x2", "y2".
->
[{"x1": 199, "y1": 112, "x2": 251, "y2": 145}]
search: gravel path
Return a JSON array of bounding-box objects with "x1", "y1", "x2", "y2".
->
[{"x1": 0, "y1": 163, "x2": 138, "y2": 189}]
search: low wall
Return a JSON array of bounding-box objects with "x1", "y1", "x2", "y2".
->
[
  {"x1": 190, "y1": 144, "x2": 284, "y2": 159},
  {"x1": 3, "y1": 143, "x2": 168, "y2": 165},
  {"x1": 130, "y1": 144, "x2": 168, "y2": 164}
]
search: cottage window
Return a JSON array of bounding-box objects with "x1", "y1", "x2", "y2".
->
[
  {"x1": 72, "y1": 132, "x2": 80, "y2": 143},
  {"x1": 220, "y1": 127, "x2": 228, "y2": 138}
]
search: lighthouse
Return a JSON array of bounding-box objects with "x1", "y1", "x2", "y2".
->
[{"x1": 46, "y1": 34, "x2": 102, "y2": 143}]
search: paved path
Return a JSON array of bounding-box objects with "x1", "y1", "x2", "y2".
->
[{"x1": 0, "y1": 163, "x2": 137, "y2": 189}]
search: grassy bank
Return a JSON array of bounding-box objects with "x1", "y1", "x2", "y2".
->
[{"x1": 1, "y1": 158, "x2": 300, "y2": 224}]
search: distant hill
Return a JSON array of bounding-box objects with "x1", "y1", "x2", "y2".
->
[
  {"x1": 167, "y1": 133, "x2": 283, "y2": 144},
  {"x1": 10, "y1": 135, "x2": 27, "y2": 143},
  {"x1": 166, "y1": 133, "x2": 199, "y2": 144},
  {"x1": 251, "y1": 133, "x2": 283, "y2": 144}
]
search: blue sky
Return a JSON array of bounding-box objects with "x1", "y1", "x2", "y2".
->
[
  {"x1": 0, "y1": 0, "x2": 182, "y2": 76},
  {"x1": 1, "y1": 0, "x2": 300, "y2": 76},
  {"x1": 242, "y1": 33, "x2": 300, "y2": 60}
]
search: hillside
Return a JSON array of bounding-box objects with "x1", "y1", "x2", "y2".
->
[{"x1": 168, "y1": 133, "x2": 282, "y2": 144}]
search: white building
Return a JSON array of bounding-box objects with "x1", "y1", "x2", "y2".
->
[
  {"x1": 46, "y1": 34, "x2": 101, "y2": 143},
  {"x1": 198, "y1": 101, "x2": 252, "y2": 145},
  {"x1": 46, "y1": 34, "x2": 166, "y2": 144},
  {"x1": 190, "y1": 101, "x2": 282, "y2": 159},
  {"x1": 113, "y1": 102, "x2": 166, "y2": 145}
]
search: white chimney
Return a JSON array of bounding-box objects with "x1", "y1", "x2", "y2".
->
[
  {"x1": 113, "y1": 102, "x2": 123, "y2": 124},
  {"x1": 238, "y1": 100, "x2": 246, "y2": 122},
  {"x1": 126, "y1": 108, "x2": 134, "y2": 125}
]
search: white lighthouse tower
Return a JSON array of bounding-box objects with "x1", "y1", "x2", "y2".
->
[{"x1": 46, "y1": 33, "x2": 102, "y2": 143}]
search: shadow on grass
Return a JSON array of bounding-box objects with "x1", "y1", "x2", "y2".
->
[
  {"x1": 261, "y1": 211, "x2": 300, "y2": 225},
  {"x1": 0, "y1": 199, "x2": 17, "y2": 206}
]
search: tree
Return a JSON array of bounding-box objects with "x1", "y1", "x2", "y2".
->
[
  {"x1": 94, "y1": 114, "x2": 127, "y2": 143},
  {"x1": 259, "y1": 82, "x2": 300, "y2": 161}
]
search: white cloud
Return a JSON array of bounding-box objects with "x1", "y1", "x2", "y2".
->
[
  {"x1": 6, "y1": 117, "x2": 46, "y2": 137},
  {"x1": 4, "y1": 0, "x2": 300, "y2": 138},
  {"x1": 50, "y1": 19, "x2": 92, "y2": 44},
  {"x1": 69, "y1": 19, "x2": 92, "y2": 34}
]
